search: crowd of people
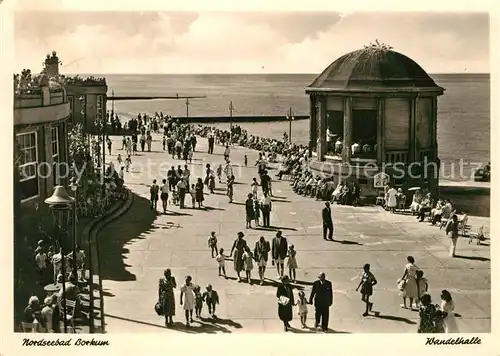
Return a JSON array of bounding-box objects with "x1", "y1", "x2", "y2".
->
[
  {"x1": 156, "y1": 229, "x2": 338, "y2": 332},
  {"x1": 397, "y1": 256, "x2": 459, "y2": 333},
  {"x1": 22, "y1": 230, "x2": 88, "y2": 333},
  {"x1": 275, "y1": 149, "x2": 362, "y2": 206},
  {"x1": 108, "y1": 112, "x2": 469, "y2": 334},
  {"x1": 20, "y1": 109, "x2": 479, "y2": 334}
]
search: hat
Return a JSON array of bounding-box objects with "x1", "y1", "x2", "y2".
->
[{"x1": 237, "y1": 231, "x2": 244, "y2": 238}]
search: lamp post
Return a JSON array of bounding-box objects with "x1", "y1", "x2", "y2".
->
[
  {"x1": 69, "y1": 178, "x2": 79, "y2": 280},
  {"x1": 286, "y1": 107, "x2": 294, "y2": 144},
  {"x1": 79, "y1": 96, "x2": 89, "y2": 148},
  {"x1": 45, "y1": 185, "x2": 75, "y2": 334},
  {"x1": 229, "y1": 101, "x2": 234, "y2": 145},
  {"x1": 100, "y1": 113, "x2": 106, "y2": 180}
]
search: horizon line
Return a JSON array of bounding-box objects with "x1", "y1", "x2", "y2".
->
[{"x1": 61, "y1": 72, "x2": 491, "y2": 76}]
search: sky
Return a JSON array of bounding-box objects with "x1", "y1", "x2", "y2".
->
[{"x1": 13, "y1": 11, "x2": 490, "y2": 74}]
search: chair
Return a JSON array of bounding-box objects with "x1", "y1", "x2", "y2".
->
[
  {"x1": 439, "y1": 210, "x2": 456, "y2": 229},
  {"x1": 469, "y1": 226, "x2": 486, "y2": 245},
  {"x1": 21, "y1": 322, "x2": 37, "y2": 333},
  {"x1": 375, "y1": 190, "x2": 385, "y2": 206},
  {"x1": 61, "y1": 299, "x2": 77, "y2": 332},
  {"x1": 458, "y1": 214, "x2": 471, "y2": 236}
]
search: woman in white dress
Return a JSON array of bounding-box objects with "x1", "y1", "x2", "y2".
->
[
  {"x1": 398, "y1": 256, "x2": 419, "y2": 310},
  {"x1": 440, "y1": 290, "x2": 459, "y2": 333},
  {"x1": 331, "y1": 182, "x2": 344, "y2": 202},
  {"x1": 180, "y1": 275, "x2": 196, "y2": 327},
  {"x1": 386, "y1": 185, "x2": 398, "y2": 212},
  {"x1": 410, "y1": 189, "x2": 423, "y2": 214}
]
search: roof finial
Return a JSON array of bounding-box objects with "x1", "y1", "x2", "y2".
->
[{"x1": 364, "y1": 40, "x2": 393, "y2": 51}]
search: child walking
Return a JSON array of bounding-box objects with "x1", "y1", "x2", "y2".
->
[
  {"x1": 172, "y1": 188, "x2": 179, "y2": 206},
  {"x1": 355, "y1": 263, "x2": 378, "y2": 316},
  {"x1": 250, "y1": 177, "x2": 259, "y2": 199},
  {"x1": 190, "y1": 184, "x2": 196, "y2": 208},
  {"x1": 242, "y1": 246, "x2": 254, "y2": 285},
  {"x1": 208, "y1": 232, "x2": 218, "y2": 258},
  {"x1": 287, "y1": 245, "x2": 298, "y2": 283},
  {"x1": 216, "y1": 164, "x2": 223, "y2": 183},
  {"x1": 124, "y1": 155, "x2": 132, "y2": 172},
  {"x1": 193, "y1": 285, "x2": 203, "y2": 318},
  {"x1": 202, "y1": 284, "x2": 219, "y2": 318},
  {"x1": 215, "y1": 248, "x2": 228, "y2": 278},
  {"x1": 244, "y1": 154, "x2": 248, "y2": 167},
  {"x1": 117, "y1": 153, "x2": 122, "y2": 166},
  {"x1": 296, "y1": 290, "x2": 308, "y2": 328}
]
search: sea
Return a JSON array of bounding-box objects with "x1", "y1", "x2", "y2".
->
[{"x1": 101, "y1": 73, "x2": 490, "y2": 181}]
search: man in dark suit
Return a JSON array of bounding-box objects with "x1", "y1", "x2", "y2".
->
[
  {"x1": 271, "y1": 231, "x2": 288, "y2": 278},
  {"x1": 208, "y1": 134, "x2": 215, "y2": 154},
  {"x1": 150, "y1": 179, "x2": 159, "y2": 212},
  {"x1": 309, "y1": 272, "x2": 333, "y2": 332},
  {"x1": 202, "y1": 284, "x2": 219, "y2": 317},
  {"x1": 322, "y1": 201, "x2": 334, "y2": 241}
]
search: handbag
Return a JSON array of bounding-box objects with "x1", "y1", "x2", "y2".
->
[
  {"x1": 155, "y1": 301, "x2": 164, "y2": 316},
  {"x1": 397, "y1": 279, "x2": 406, "y2": 291}
]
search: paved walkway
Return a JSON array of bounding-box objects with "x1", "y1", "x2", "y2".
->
[{"x1": 98, "y1": 133, "x2": 490, "y2": 333}]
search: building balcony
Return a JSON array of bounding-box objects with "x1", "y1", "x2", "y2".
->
[{"x1": 14, "y1": 89, "x2": 70, "y2": 126}]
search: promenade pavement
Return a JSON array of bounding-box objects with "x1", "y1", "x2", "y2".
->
[{"x1": 98, "y1": 133, "x2": 490, "y2": 333}]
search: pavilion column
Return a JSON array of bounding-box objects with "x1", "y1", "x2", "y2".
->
[
  {"x1": 309, "y1": 95, "x2": 317, "y2": 156},
  {"x1": 377, "y1": 98, "x2": 385, "y2": 163},
  {"x1": 430, "y1": 95, "x2": 439, "y2": 199},
  {"x1": 409, "y1": 96, "x2": 417, "y2": 162},
  {"x1": 317, "y1": 96, "x2": 327, "y2": 161},
  {"x1": 431, "y1": 96, "x2": 438, "y2": 157},
  {"x1": 342, "y1": 97, "x2": 352, "y2": 162}
]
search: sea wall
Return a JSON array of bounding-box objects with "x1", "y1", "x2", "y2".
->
[{"x1": 174, "y1": 115, "x2": 309, "y2": 123}]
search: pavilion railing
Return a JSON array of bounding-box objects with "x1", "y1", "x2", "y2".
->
[
  {"x1": 418, "y1": 149, "x2": 435, "y2": 162},
  {"x1": 385, "y1": 150, "x2": 409, "y2": 165}
]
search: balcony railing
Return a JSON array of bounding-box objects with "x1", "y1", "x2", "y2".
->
[
  {"x1": 385, "y1": 150, "x2": 409, "y2": 165},
  {"x1": 14, "y1": 90, "x2": 65, "y2": 109},
  {"x1": 62, "y1": 75, "x2": 107, "y2": 86}
]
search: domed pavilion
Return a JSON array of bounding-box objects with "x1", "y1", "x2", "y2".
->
[{"x1": 306, "y1": 42, "x2": 445, "y2": 198}]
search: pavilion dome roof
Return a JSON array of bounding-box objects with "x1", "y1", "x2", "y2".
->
[{"x1": 307, "y1": 44, "x2": 445, "y2": 94}]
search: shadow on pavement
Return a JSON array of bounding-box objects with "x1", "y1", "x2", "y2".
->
[
  {"x1": 271, "y1": 198, "x2": 292, "y2": 203},
  {"x1": 200, "y1": 316, "x2": 243, "y2": 329},
  {"x1": 372, "y1": 312, "x2": 417, "y2": 324},
  {"x1": 164, "y1": 210, "x2": 192, "y2": 216},
  {"x1": 105, "y1": 313, "x2": 165, "y2": 329},
  {"x1": 255, "y1": 226, "x2": 298, "y2": 232},
  {"x1": 170, "y1": 321, "x2": 232, "y2": 334},
  {"x1": 329, "y1": 239, "x2": 363, "y2": 246},
  {"x1": 98, "y1": 192, "x2": 156, "y2": 282},
  {"x1": 81, "y1": 283, "x2": 116, "y2": 298},
  {"x1": 288, "y1": 326, "x2": 317, "y2": 333},
  {"x1": 200, "y1": 206, "x2": 225, "y2": 211}
]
